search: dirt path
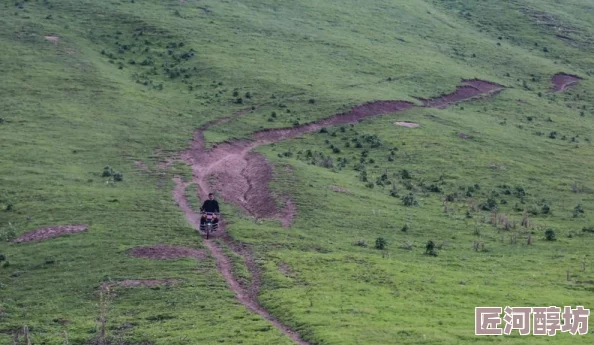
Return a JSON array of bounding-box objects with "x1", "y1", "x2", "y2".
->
[
  {"x1": 169, "y1": 78, "x2": 505, "y2": 345},
  {"x1": 179, "y1": 79, "x2": 503, "y2": 228},
  {"x1": 172, "y1": 178, "x2": 310, "y2": 345}
]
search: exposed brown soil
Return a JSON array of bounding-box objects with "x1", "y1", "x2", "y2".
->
[
  {"x1": 416, "y1": 79, "x2": 504, "y2": 109},
  {"x1": 101, "y1": 279, "x2": 178, "y2": 291},
  {"x1": 551, "y1": 73, "x2": 582, "y2": 92},
  {"x1": 128, "y1": 245, "x2": 206, "y2": 260},
  {"x1": 44, "y1": 35, "x2": 59, "y2": 43},
  {"x1": 458, "y1": 132, "x2": 473, "y2": 140},
  {"x1": 394, "y1": 121, "x2": 419, "y2": 128},
  {"x1": 13, "y1": 224, "x2": 88, "y2": 243},
  {"x1": 134, "y1": 160, "x2": 149, "y2": 170},
  {"x1": 278, "y1": 262, "x2": 294, "y2": 277}
]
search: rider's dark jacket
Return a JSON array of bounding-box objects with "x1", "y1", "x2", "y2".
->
[{"x1": 200, "y1": 199, "x2": 220, "y2": 213}]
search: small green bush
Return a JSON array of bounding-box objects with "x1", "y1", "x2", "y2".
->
[
  {"x1": 425, "y1": 241, "x2": 437, "y2": 256},
  {"x1": 573, "y1": 204, "x2": 584, "y2": 218},
  {"x1": 480, "y1": 198, "x2": 498, "y2": 211},
  {"x1": 102, "y1": 166, "x2": 113, "y2": 177},
  {"x1": 545, "y1": 229, "x2": 556, "y2": 241},
  {"x1": 402, "y1": 193, "x2": 418, "y2": 206},
  {"x1": 375, "y1": 237, "x2": 387, "y2": 250}
]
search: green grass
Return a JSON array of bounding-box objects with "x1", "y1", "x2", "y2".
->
[{"x1": 1, "y1": 0, "x2": 594, "y2": 344}]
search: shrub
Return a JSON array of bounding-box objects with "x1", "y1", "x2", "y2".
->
[
  {"x1": 425, "y1": 241, "x2": 437, "y2": 256},
  {"x1": 480, "y1": 198, "x2": 498, "y2": 211},
  {"x1": 401, "y1": 224, "x2": 409, "y2": 232},
  {"x1": 235, "y1": 98, "x2": 243, "y2": 104},
  {"x1": 428, "y1": 184, "x2": 441, "y2": 193},
  {"x1": 583, "y1": 227, "x2": 594, "y2": 233},
  {"x1": 375, "y1": 237, "x2": 387, "y2": 250},
  {"x1": 573, "y1": 204, "x2": 584, "y2": 218},
  {"x1": 309, "y1": 98, "x2": 315, "y2": 104},
  {"x1": 0, "y1": 253, "x2": 5, "y2": 261},
  {"x1": 402, "y1": 193, "x2": 418, "y2": 206},
  {"x1": 545, "y1": 229, "x2": 556, "y2": 241},
  {"x1": 102, "y1": 166, "x2": 113, "y2": 177},
  {"x1": 113, "y1": 172, "x2": 124, "y2": 182},
  {"x1": 541, "y1": 204, "x2": 550, "y2": 214},
  {"x1": 245, "y1": 92, "x2": 251, "y2": 99},
  {"x1": 401, "y1": 169, "x2": 412, "y2": 179},
  {"x1": 548, "y1": 131, "x2": 557, "y2": 139},
  {"x1": 515, "y1": 186, "x2": 526, "y2": 197}
]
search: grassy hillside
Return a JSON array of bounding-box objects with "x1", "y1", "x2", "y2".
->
[{"x1": 1, "y1": 0, "x2": 593, "y2": 344}]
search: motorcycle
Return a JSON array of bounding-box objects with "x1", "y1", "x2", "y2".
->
[{"x1": 199, "y1": 212, "x2": 219, "y2": 239}]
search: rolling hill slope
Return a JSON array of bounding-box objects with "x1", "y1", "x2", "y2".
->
[{"x1": 1, "y1": 0, "x2": 593, "y2": 344}]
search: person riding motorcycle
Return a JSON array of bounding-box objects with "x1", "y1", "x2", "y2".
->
[{"x1": 200, "y1": 193, "x2": 220, "y2": 226}]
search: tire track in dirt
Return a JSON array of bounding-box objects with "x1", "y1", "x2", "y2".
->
[{"x1": 172, "y1": 78, "x2": 504, "y2": 345}]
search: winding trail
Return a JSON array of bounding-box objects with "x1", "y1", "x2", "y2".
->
[
  {"x1": 172, "y1": 177, "x2": 309, "y2": 344},
  {"x1": 180, "y1": 79, "x2": 505, "y2": 228},
  {"x1": 170, "y1": 78, "x2": 505, "y2": 345}
]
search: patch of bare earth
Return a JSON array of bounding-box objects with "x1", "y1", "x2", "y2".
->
[
  {"x1": 134, "y1": 160, "x2": 149, "y2": 170},
  {"x1": 13, "y1": 224, "x2": 88, "y2": 243},
  {"x1": 44, "y1": 35, "x2": 59, "y2": 43},
  {"x1": 278, "y1": 262, "x2": 294, "y2": 277},
  {"x1": 417, "y1": 79, "x2": 504, "y2": 109},
  {"x1": 394, "y1": 121, "x2": 419, "y2": 128},
  {"x1": 551, "y1": 73, "x2": 582, "y2": 92},
  {"x1": 128, "y1": 245, "x2": 206, "y2": 260}
]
